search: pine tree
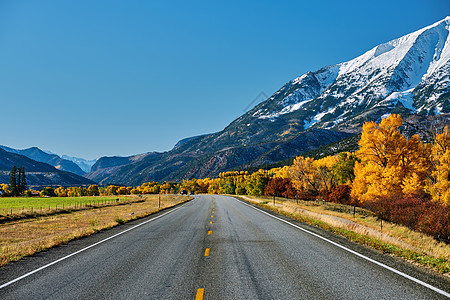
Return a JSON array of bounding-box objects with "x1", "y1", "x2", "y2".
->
[
  {"x1": 8, "y1": 166, "x2": 27, "y2": 196},
  {"x1": 19, "y1": 167, "x2": 26, "y2": 195},
  {"x1": 17, "y1": 167, "x2": 21, "y2": 195},
  {"x1": 9, "y1": 166, "x2": 18, "y2": 196}
]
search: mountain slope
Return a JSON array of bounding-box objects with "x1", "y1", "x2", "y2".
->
[
  {"x1": 247, "y1": 16, "x2": 450, "y2": 133},
  {"x1": 0, "y1": 148, "x2": 96, "y2": 187},
  {"x1": 85, "y1": 17, "x2": 450, "y2": 185},
  {"x1": 0, "y1": 146, "x2": 86, "y2": 175},
  {"x1": 84, "y1": 152, "x2": 161, "y2": 184},
  {"x1": 99, "y1": 129, "x2": 351, "y2": 185}
]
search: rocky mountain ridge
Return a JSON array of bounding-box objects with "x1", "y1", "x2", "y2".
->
[
  {"x1": 0, "y1": 148, "x2": 95, "y2": 187},
  {"x1": 86, "y1": 17, "x2": 450, "y2": 185},
  {"x1": 0, "y1": 145, "x2": 86, "y2": 176},
  {"x1": 5, "y1": 17, "x2": 450, "y2": 186},
  {"x1": 247, "y1": 16, "x2": 450, "y2": 133}
]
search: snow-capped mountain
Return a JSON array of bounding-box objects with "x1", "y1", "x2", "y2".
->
[
  {"x1": 34, "y1": 17, "x2": 450, "y2": 186},
  {"x1": 61, "y1": 155, "x2": 97, "y2": 173},
  {"x1": 90, "y1": 17, "x2": 450, "y2": 185},
  {"x1": 41, "y1": 150, "x2": 97, "y2": 173},
  {"x1": 250, "y1": 16, "x2": 450, "y2": 132}
]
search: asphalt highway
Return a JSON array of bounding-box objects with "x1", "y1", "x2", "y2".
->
[{"x1": 0, "y1": 195, "x2": 449, "y2": 299}]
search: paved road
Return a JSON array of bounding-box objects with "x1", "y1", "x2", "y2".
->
[{"x1": 0, "y1": 195, "x2": 449, "y2": 299}]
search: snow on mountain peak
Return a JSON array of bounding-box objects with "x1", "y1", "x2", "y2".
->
[{"x1": 253, "y1": 17, "x2": 450, "y2": 130}]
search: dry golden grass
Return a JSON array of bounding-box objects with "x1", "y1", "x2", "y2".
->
[
  {"x1": 0, "y1": 195, "x2": 190, "y2": 266},
  {"x1": 241, "y1": 196, "x2": 450, "y2": 260}
]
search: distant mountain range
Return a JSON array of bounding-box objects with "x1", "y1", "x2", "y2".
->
[
  {"x1": 0, "y1": 145, "x2": 86, "y2": 175},
  {"x1": 83, "y1": 129, "x2": 351, "y2": 185},
  {"x1": 3, "y1": 17, "x2": 450, "y2": 187},
  {"x1": 83, "y1": 152, "x2": 158, "y2": 184},
  {"x1": 61, "y1": 155, "x2": 97, "y2": 173},
  {"x1": 0, "y1": 148, "x2": 95, "y2": 187}
]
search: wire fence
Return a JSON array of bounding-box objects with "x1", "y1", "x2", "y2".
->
[
  {"x1": 254, "y1": 195, "x2": 375, "y2": 217},
  {"x1": 0, "y1": 197, "x2": 143, "y2": 220}
]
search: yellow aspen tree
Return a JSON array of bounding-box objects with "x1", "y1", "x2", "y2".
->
[
  {"x1": 207, "y1": 178, "x2": 220, "y2": 194},
  {"x1": 425, "y1": 126, "x2": 450, "y2": 205},
  {"x1": 273, "y1": 166, "x2": 291, "y2": 178},
  {"x1": 351, "y1": 114, "x2": 427, "y2": 202},
  {"x1": 0, "y1": 183, "x2": 9, "y2": 194},
  {"x1": 160, "y1": 182, "x2": 171, "y2": 194},
  {"x1": 289, "y1": 156, "x2": 320, "y2": 193},
  {"x1": 400, "y1": 136, "x2": 430, "y2": 195},
  {"x1": 55, "y1": 186, "x2": 67, "y2": 197},
  {"x1": 314, "y1": 155, "x2": 339, "y2": 191},
  {"x1": 66, "y1": 187, "x2": 75, "y2": 197}
]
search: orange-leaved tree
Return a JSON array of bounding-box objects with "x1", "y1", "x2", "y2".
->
[{"x1": 351, "y1": 114, "x2": 429, "y2": 203}]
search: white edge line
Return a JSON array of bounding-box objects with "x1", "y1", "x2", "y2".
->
[
  {"x1": 237, "y1": 199, "x2": 450, "y2": 298},
  {"x1": 0, "y1": 202, "x2": 189, "y2": 290}
]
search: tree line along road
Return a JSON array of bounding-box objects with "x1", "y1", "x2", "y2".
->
[{"x1": 0, "y1": 195, "x2": 449, "y2": 299}]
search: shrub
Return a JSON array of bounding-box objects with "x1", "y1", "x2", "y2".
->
[
  {"x1": 40, "y1": 187, "x2": 56, "y2": 197},
  {"x1": 389, "y1": 195, "x2": 425, "y2": 229},
  {"x1": 362, "y1": 192, "x2": 450, "y2": 243},
  {"x1": 417, "y1": 202, "x2": 450, "y2": 243},
  {"x1": 114, "y1": 217, "x2": 125, "y2": 225},
  {"x1": 297, "y1": 190, "x2": 318, "y2": 201},
  {"x1": 324, "y1": 185, "x2": 352, "y2": 204},
  {"x1": 265, "y1": 178, "x2": 297, "y2": 199}
]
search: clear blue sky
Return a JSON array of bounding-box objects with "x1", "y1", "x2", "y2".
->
[{"x1": 0, "y1": 0, "x2": 448, "y2": 159}]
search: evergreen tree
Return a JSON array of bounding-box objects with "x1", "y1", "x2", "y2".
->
[
  {"x1": 8, "y1": 166, "x2": 27, "y2": 196},
  {"x1": 19, "y1": 167, "x2": 27, "y2": 195},
  {"x1": 17, "y1": 167, "x2": 21, "y2": 195},
  {"x1": 9, "y1": 166, "x2": 18, "y2": 196}
]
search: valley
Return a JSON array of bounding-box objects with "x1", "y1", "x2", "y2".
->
[{"x1": 2, "y1": 18, "x2": 450, "y2": 186}]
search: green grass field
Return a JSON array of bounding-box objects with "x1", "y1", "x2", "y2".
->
[{"x1": 0, "y1": 195, "x2": 135, "y2": 215}]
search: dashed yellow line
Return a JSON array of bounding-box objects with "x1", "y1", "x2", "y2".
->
[
  {"x1": 210, "y1": 221, "x2": 212, "y2": 224},
  {"x1": 195, "y1": 288, "x2": 204, "y2": 300},
  {"x1": 208, "y1": 230, "x2": 212, "y2": 235},
  {"x1": 204, "y1": 248, "x2": 210, "y2": 256},
  {"x1": 211, "y1": 215, "x2": 213, "y2": 218}
]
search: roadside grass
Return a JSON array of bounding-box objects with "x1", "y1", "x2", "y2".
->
[
  {"x1": 0, "y1": 195, "x2": 191, "y2": 266},
  {"x1": 0, "y1": 196, "x2": 148, "y2": 223},
  {"x1": 239, "y1": 196, "x2": 450, "y2": 275},
  {"x1": 0, "y1": 196, "x2": 135, "y2": 217}
]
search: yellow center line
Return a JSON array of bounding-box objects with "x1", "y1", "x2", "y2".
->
[
  {"x1": 195, "y1": 288, "x2": 204, "y2": 300},
  {"x1": 210, "y1": 221, "x2": 212, "y2": 224},
  {"x1": 204, "y1": 248, "x2": 210, "y2": 256},
  {"x1": 208, "y1": 230, "x2": 212, "y2": 235},
  {"x1": 211, "y1": 215, "x2": 213, "y2": 218}
]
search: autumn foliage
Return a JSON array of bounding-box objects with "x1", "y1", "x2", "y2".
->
[
  {"x1": 351, "y1": 114, "x2": 429, "y2": 202},
  {"x1": 363, "y1": 192, "x2": 450, "y2": 242},
  {"x1": 350, "y1": 114, "x2": 449, "y2": 206},
  {"x1": 9, "y1": 114, "x2": 448, "y2": 242},
  {"x1": 324, "y1": 185, "x2": 352, "y2": 205},
  {"x1": 264, "y1": 178, "x2": 296, "y2": 198}
]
